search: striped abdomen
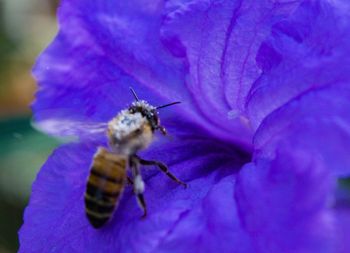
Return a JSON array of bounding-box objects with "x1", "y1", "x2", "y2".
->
[{"x1": 85, "y1": 147, "x2": 127, "y2": 228}]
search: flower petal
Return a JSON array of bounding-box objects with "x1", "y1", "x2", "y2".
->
[
  {"x1": 236, "y1": 145, "x2": 335, "y2": 253},
  {"x1": 152, "y1": 176, "x2": 253, "y2": 253},
  {"x1": 248, "y1": 1, "x2": 350, "y2": 128},
  {"x1": 334, "y1": 205, "x2": 350, "y2": 253},
  {"x1": 247, "y1": 1, "x2": 350, "y2": 176},
  {"x1": 19, "y1": 121, "x2": 251, "y2": 253},
  {"x1": 253, "y1": 84, "x2": 350, "y2": 177},
  {"x1": 161, "y1": 0, "x2": 302, "y2": 146},
  {"x1": 33, "y1": 0, "x2": 200, "y2": 137}
]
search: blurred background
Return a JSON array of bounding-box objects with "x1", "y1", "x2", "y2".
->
[{"x1": 0, "y1": 0, "x2": 59, "y2": 252}]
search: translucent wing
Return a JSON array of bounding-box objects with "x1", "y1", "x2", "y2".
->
[{"x1": 32, "y1": 118, "x2": 108, "y2": 142}]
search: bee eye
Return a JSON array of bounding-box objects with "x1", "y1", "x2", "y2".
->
[{"x1": 134, "y1": 128, "x2": 142, "y2": 134}]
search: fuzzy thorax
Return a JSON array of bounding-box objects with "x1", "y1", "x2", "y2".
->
[{"x1": 107, "y1": 110, "x2": 153, "y2": 155}]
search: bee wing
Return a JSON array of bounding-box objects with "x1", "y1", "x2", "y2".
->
[{"x1": 32, "y1": 118, "x2": 108, "y2": 142}]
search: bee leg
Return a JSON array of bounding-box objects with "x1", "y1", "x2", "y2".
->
[
  {"x1": 135, "y1": 156, "x2": 187, "y2": 188},
  {"x1": 136, "y1": 193, "x2": 147, "y2": 219},
  {"x1": 157, "y1": 126, "x2": 167, "y2": 135},
  {"x1": 130, "y1": 157, "x2": 147, "y2": 218},
  {"x1": 127, "y1": 176, "x2": 133, "y2": 185}
]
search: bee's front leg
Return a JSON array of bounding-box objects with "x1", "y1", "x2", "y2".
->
[
  {"x1": 156, "y1": 125, "x2": 167, "y2": 135},
  {"x1": 134, "y1": 155, "x2": 187, "y2": 188}
]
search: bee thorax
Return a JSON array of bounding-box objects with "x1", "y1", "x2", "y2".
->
[
  {"x1": 108, "y1": 111, "x2": 153, "y2": 155},
  {"x1": 109, "y1": 111, "x2": 145, "y2": 138}
]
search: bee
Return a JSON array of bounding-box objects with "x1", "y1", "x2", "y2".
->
[{"x1": 84, "y1": 88, "x2": 187, "y2": 228}]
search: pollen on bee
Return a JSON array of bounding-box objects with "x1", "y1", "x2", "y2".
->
[
  {"x1": 134, "y1": 175, "x2": 145, "y2": 193},
  {"x1": 108, "y1": 110, "x2": 147, "y2": 140}
]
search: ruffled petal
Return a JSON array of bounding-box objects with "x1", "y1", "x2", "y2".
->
[
  {"x1": 236, "y1": 145, "x2": 335, "y2": 253},
  {"x1": 248, "y1": 1, "x2": 350, "y2": 128},
  {"x1": 19, "y1": 121, "x2": 251, "y2": 253},
  {"x1": 161, "y1": 0, "x2": 302, "y2": 147},
  {"x1": 247, "y1": 1, "x2": 350, "y2": 176},
  {"x1": 253, "y1": 84, "x2": 350, "y2": 177},
  {"x1": 152, "y1": 176, "x2": 253, "y2": 253}
]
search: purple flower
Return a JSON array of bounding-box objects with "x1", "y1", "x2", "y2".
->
[{"x1": 19, "y1": 0, "x2": 350, "y2": 252}]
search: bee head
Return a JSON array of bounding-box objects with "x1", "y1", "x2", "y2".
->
[
  {"x1": 128, "y1": 101, "x2": 160, "y2": 131},
  {"x1": 128, "y1": 88, "x2": 180, "y2": 135}
]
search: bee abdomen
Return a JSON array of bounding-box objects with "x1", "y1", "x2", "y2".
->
[{"x1": 85, "y1": 148, "x2": 127, "y2": 228}]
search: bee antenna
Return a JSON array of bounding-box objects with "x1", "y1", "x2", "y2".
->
[
  {"x1": 156, "y1": 101, "x2": 181, "y2": 109},
  {"x1": 129, "y1": 87, "x2": 140, "y2": 101}
]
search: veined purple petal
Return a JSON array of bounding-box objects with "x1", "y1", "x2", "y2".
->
[
  {"x1": 153, "y1": 176, "x2": 253, "y2": 253},
  {"x1": 247, "y1": 1, "x2": 350, "y2": 176},
  {"x1": 161, "y1": 0, "x2": 302, "y2": 147},
  {"x1": 253, "y1": 84, "x2": 350, "y2": 177},
  {"x1": 249, "y1": 1, "x2": 350, "y2": 129},
  {"x1": 236, "y1": 145, "x2": 335, "y2": 253}
]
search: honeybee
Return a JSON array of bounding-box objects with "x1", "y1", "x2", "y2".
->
[{"x1": 85, "y1": 88, "x2": 187, "y2": 228}]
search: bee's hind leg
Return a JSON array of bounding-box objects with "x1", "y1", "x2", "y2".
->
[
  {"x1": 130, "y1": 156, "x2": 147, "y2": 218},
  {"x1": 134, "y1": 155, "x2": 187, "y2": 188}
]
